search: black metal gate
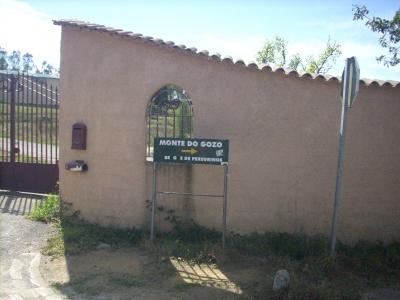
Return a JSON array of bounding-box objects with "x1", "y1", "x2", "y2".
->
[{"x1": 0, "y1": 72, "x2": 59, "y2": 193}]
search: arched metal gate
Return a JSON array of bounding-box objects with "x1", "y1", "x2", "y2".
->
[{"x1": 0, "y1": 72, "x2": 59, "y2": 193}]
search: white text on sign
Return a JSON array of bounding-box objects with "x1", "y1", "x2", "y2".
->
[{"x1": 159, "y1": 139, "x2": 223, "y2": 148}]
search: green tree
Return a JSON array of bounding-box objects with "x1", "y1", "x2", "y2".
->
[
  {"x1": 0, "y1": 47, "x2": 8, "y2": 70},
  {"x1": 256, "y1": 36, "x2": 342, "y2": 74},
  {"x1": 304, "y1": 39, "x2": 342, "y2": 74},
  {"x1": 22, "y1": 53, "x2": 35, "y2": 73},
  {"x1": 40, "y1": 61, "x2": 56, "y2": 75},
  {"x1": 353, "y1": 5, "x2": 400, "y2": 66},
  {"x1": 0, "y1": 47, "x2": 59, "y2": 76},
  {"x1": 257, "y1": 36, "x2": 288, "y2": 67},
  {"x1": 8, "y1": 50, "x2": 21, "y2": 71}
]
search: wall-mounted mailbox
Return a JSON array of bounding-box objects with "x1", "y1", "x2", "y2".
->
[
  {"x1": 72, "y1": 122, "x2": 87, "y2": 150},
  {"x1": 65, "y1": 160, "x2": 88, "y2": 172}
]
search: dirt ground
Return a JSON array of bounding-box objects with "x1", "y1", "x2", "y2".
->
[
  {"x1": 40, "y1": 246, "x2": 268, "y2": 300},
  {"x1": 40, "y1": 245, "x2": 400, "y2": 300}
]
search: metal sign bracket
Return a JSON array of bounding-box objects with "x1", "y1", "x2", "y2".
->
[{"x1": 150, "y1": 161, "x2": 229, "y2": 248}]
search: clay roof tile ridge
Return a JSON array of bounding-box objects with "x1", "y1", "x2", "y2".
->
[{"x1": 53, "y1": 19, "x2": 399, "y2": 88}]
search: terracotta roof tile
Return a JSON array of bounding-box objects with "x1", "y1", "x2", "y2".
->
[
  {"x1": 152, "y1": 38, "x2": 164, "y2": 44},
  {"x1": 247, "y1": 61, "x2": 259, "y2": 69},
  {"x1": 261, "y1": 65, "x2": 272, "y2": 71},
  {"x1": 274, "y1": 67, "x2": 286, "y2": 74},
  {"x1": 211, "y1": 53, "x2": 221, "y2": 61},
  {"x1": 301, "y1": 73, "x2": 313, "y2": 78},
  {"x1": 222, "y1": 56, "x2": 234, "y2": 63},
  {"x1": 199, "y1": 50, "x2": 209, "y2": 55},
  {"x1": 118, "y1": 31, "x2": 133, "y2": 36},
  {"x1": 53, "y1": 19, "x2": 399, "y2": 88},
  {"x1": 287, "y1": 70, "x2": 300, "y2": 77},
  {"x1": 315, "y1": 74, "x2": 326, "y2": 81},
  {"x1": 235, "y1": 59, "x2": 246, "y2": 66},
  {"x1": 328, "y1": 76, "x2": 340, "y2": 82}
]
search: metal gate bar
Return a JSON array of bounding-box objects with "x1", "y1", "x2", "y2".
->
[
  {"x1": 1, "y1": 75, "x2": 9, "y2": 161},
  {"x1": 10, "y1": 75, "x2": 16, "y2": 163},
  {"x1": 158, "y1": 191, "x2": 224, "y2": 198},
  {"x1": 0, "y1": 72, "x2": 59, "y2": 193}
]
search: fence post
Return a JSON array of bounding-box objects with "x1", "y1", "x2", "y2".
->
[{"x1": 9, "y1": 75, "x2": 16, "y2": 164}]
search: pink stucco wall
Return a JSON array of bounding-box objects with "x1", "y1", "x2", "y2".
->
[{"x1": 58, "y1": 26, "x2": 400, "y2": 243}]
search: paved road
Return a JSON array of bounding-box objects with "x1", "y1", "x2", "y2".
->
[
  {"x1": 0, "y1": 191, "x2": 64, "y2": 300},
  {"x1": 0, "y1": 138, "x2": 58, "y2": 163}
]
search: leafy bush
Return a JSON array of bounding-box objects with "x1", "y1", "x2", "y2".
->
[{"x1": 29, "y1": 194, "x2": 60, "y2": 223}]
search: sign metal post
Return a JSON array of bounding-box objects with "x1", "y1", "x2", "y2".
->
[
  {"x1": 330, "y1": 57, "x2": 360, "y2": 257},
  {"x1": 150, "y1": 137, "x2": 229, "y2": 248},
  {"x1": 222, "y1": 164, "x2": 228, "y2": 249},
  {"x1": 150, "y1": 161, "x2": 157, "y2": 242}
]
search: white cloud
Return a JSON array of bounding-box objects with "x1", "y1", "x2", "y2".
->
[{"x1": 0, "y1": 0, "x2": 60, "y2": 67}]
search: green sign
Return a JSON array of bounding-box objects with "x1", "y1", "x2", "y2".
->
[{"x1": 154, "y1": 137, "x2": 229, "y2": 165}]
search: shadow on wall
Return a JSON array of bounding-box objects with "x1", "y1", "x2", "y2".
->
[{"x1": 0, "y1": 190, "x2": 45, "y2": 215}]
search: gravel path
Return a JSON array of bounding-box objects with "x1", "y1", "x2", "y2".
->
[{"x1": 0, "y1": 191, "x2": 64, "y2": 300}]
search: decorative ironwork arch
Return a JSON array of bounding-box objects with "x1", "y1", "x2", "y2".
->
[{"x1": 146, "y1": 85, "x2": 193, "y2": 158}]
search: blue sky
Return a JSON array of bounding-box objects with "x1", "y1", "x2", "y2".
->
[{"x1": 1, "y1": 0, "x2": 399, "y2": 80}]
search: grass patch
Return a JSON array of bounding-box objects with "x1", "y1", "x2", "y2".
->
[
  {"x1": 0, "y1": 151, "x2": 52, "y2": 163},
  {"x1": 44, "y1": 213, "x2": 400, "y2": 279},
  {"x1": 158, "y1": 220, "x2": 400, "y2": 279},
  {"x1": 43, "y1": 216, "x2": 144, "y2": 256},
  {"x1": 174, "y1": 282, "x2": 201, "y2": 291},
  {"x1": 229, "y1": 231, "x2": 328, "y2": 260},
  {"x1": 51, "y1": 273, "x2": 149, "y2": 296},
  {"x1": 28, "y1": 194, "x2": 60, "y2": 223},
  {"x1": 108, "y1": 273, "x2": 147, "y2": 287},
  {"x1": 50, "y1": 281, "x2": 63, "y2": 289},
  {"x1": 42, "y1": 231, "x2": 64, "y2": 256},
  {"x1": 0, "y1": 102, "x2": 59, "y2": 145},
  {"x1": 152, "y1": 223, "x2": 400, "y2": 299},
  {"x1": 337, "y1": 240, "x2": 400, "y2": 280},
  {"x1": 68, "y1": 273, "x2": 104, "y2": 296},
  {"x1": 42, "y1": 211, "x2": 400, "y2": 299}
]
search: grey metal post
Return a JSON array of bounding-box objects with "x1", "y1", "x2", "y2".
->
[
  {"x1": 330, "y1": 60, "x2": 350, "y2": 257},
  {"x1": 222, "y1": 164, "x2": 228, "y2": 249},
  {"x1": 150, "y1": 162, "x2": 157, "y2": 242}
]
